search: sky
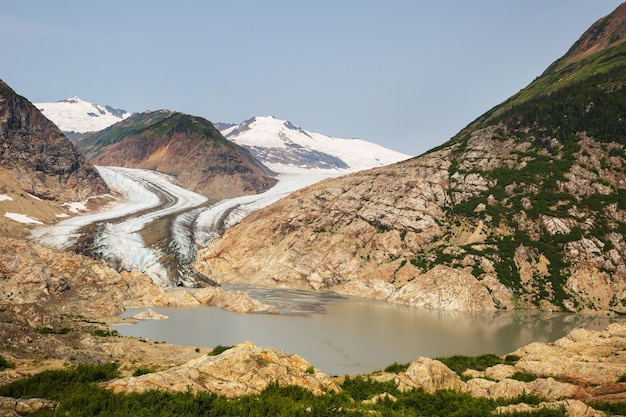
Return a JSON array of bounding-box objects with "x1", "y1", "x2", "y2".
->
[{"x1": 1, "y1": 1, "x2": 623, "y2": 156}]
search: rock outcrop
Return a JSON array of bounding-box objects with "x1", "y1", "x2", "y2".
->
[
  {"x1": 0, "y1": 396, "x2": 57, "y2": 416},
  {"x1": 509, "y1": 323, "x2": 626, "y2": 386},
  {"x1": 363, "y1": 323, "x2": 625, "y2": 415},
  {"x1": 103, "y1": 341, "x2": 339, "y2": 398},
  {"x1": 0, "y1": 237, "x2": 268, "y2": 317},
  {"x1": 372, "y1": 357, "x2": 464, "y2": 393}
]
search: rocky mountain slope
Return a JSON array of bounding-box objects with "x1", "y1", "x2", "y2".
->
[
  {"x1": 222, "y1": 115, "x2": 411, "y2": 171},
  {"x1": 0, "y1": 80, "x2": 110, "y2": 238},
  {"x1": 35, "y1": 96, "x2": 130, "y2": 134},
  {"x1": 75, "y1": 111, "x2": 277, "y2": 199},
  {"x1": 195, "y1": 3, "x2": 626, "y2": 313}
]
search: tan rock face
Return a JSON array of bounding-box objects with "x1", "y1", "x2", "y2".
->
[
  {"x1": 401, "y1": 357, "x2": 465, "y2": 393},
  {"x1": 0, "y1": 80, "x2": 108, "y2": 203},
  {"x1": 103, "y1": 341, "x2": 340, "y2": 398},
  {"x1": 387, "y1": 265, "x2": 496, "y2": 311},
  {"x1": 195, "y1": 127, "x2": 626, "y2": 312},
  {"x1": 195, "y1": 154, "x2": 501, "y2": 311}
]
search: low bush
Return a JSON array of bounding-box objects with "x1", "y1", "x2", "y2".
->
[
  {"x1": 383, "y1": 361, "x2": 410, "y2": 373},
  {"x1": 208, "y1": 344, "x2": 234, "y2": 356},
  {"x1": 435, "y1": 354, "x2": 503, "y2": 375},
  {"x1": 36, "y1": 327, "x2": 72, "y2": 335},
  {"x1": 132, "y1": 367, "x2": 156, "y2": 377},
  {"x1": 0, "y1": 355, "x2": 15, "y2": 371}
]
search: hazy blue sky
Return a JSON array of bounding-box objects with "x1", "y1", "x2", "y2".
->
[{"x1": 1, "y1": 1, "x2": 623, "y2": 156}]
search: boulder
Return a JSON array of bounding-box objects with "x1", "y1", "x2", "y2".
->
[
  {"x1": 484, "y1": 364, "x2": 516, "y2": 381},
  {"x1": 527, "y1": 377, "x2": 584, "y2": 401},
  {"x1": 371, "y1": 357, "x2": 465, "y2": 393},
  {"x1": 0, "y1": 396, "x2": 57, "y2": 415}
]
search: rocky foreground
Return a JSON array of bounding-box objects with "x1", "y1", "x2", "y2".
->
[
  {"x1": 0, "y1": 237, "x2": 625, "y2": 416},
  {"x1": 96, "y1": 324, "x2": 626, "y2": 417}
]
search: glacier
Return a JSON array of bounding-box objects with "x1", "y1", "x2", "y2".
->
[{"x1": 31, "y1": 165, "x2": 342, "y2": 287}]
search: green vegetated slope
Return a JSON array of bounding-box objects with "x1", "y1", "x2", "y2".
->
[{"x1": 433, "y1": 5, "x2": 626, "y2": 310}]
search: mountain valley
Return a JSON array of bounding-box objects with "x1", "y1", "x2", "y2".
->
[
  {"x1": 195, "y1": 4, "x2": 626, "y2": 314},
  {"x1": 1, "y1": 3, "x2": 626, "y2": 415}
]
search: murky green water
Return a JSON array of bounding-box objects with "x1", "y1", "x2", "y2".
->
[{"x1": 112, "y1": 287, "x2": 624, "y2": 376}]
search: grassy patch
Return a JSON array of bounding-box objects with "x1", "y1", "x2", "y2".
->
[
  {"x1": 511, "y1": 372, "x2": 538, "y2": 382},
  {"x1": 435, "y1": 354, "x2": 506, "y2": 376}
]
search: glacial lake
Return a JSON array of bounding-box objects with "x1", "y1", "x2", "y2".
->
[{"x1": 112, "y1": 286, "x2": 625, "y2": 376}]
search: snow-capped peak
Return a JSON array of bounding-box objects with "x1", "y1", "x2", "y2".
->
[
  {"x1": 221, "y1": 116, "x2": 412, "y2": 173},
  {"x1": 59, "y1": 96, "x2": 82, "y2": 104},
  {"x1": 36, "y1": 97, "x2": 131, "y2": 133}
]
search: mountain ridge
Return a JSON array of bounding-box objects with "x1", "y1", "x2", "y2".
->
[
  {"x1": 194, "y1": 3, "x2": 626, "y2": 313},
  {"x1": 75, "y1": 111, "x2": 277, "y2": 199},
  {"x1": 0, "y1": 80, "x2": 110, "y2": 237},
  {"x1": 453, "y1": 2, "x2": 626, "y2": 139},
  {"x1": 222, "y1": 115, "x2": 412, "y2": 172}
]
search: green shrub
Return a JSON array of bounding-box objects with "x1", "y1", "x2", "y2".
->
[
  {"x1": 341, "y1": 375, "x2": 399, "y2": 402},
  {"x1": 36, "y1": 327, "x2": 73, "y2": 335},
  {"x1": 132, "y1": 367, "x2": 155, "y2": 377},
  {"x1": 435, "y1": 354, "x2": 503, "y2": 375},
  {"x1": 208, "y1": 344, "x2": 234, "y2": 356},
  {"x1": 503, "y1": 354, "x2": 520, "y2": 364},
  {"x1": 0, "y1": 363, "x2": 120, "y2": 400},
  {"x1": 92, "y1": 329, "x2": 118, "y2": 337},
  {"x1": 591, "y1": 400, "x2": 626, "y2": 416}
]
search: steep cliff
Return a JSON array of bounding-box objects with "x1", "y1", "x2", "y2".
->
[
  {"x1": 76, "y1": 111, "x2": 277, "y2": 199},
  {"x1": 195, "y1": 4, "x2": 626, "y2": 312},
  {"x1": 0, "y1": 80, "x2": 110, "y2": 237},
  {"x1": 0, "y1": 80, "x2": 108, "y2": 202}
]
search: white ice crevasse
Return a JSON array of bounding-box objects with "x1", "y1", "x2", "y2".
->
[{"x1": 30, "y1": 165, "x2": 341, "y2": 287}]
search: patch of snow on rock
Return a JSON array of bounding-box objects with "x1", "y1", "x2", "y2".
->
[{"x1": 5, "y1": 213, "x2": 43, "y2": 224}]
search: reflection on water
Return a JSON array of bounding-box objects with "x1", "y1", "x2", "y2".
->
[{"x1": 112, "y1": 286, "x2": 624, "y2": 376}]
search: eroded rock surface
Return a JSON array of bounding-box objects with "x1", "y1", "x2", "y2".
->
[{"x1": 103, "y1": 341, "x2": 339, "y2": 398}]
